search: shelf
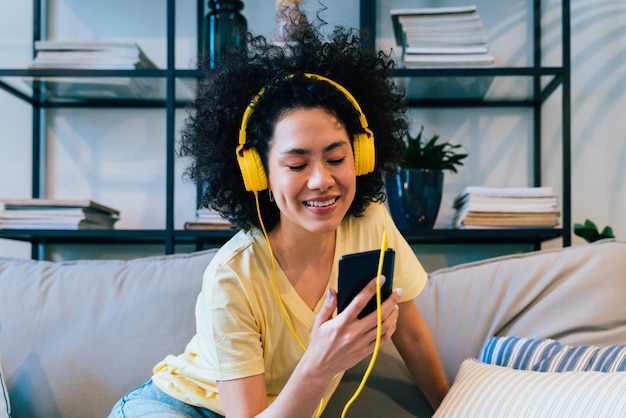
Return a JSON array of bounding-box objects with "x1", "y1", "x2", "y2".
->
[
  {"x1": 0, "y1": 68, "x2": 204, "y2": 107},
  {"x1": 0, "y1": 227, "x2": 562, "y2": 247},
  {"x1": 393, "y1": 67, "x2": 564, "y2": 106},
  {"x1": 0, "y1": 67, "x2": 563, "y2": 107}
]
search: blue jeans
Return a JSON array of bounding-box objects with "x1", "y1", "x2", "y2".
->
[{"x1": 108, "y1": 380, "x2": 225, "y2": 418}]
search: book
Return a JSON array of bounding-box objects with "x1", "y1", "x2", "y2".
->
[
  {"x1": 0, "y1": 198, "x2": 120, "y2": 216},
  {"x1": 453, "y1": 195, "x2": 559, "y2": 211},
  {"x1": 454, "y1": 212, "x2": 560, "y2": 228},
  {"x1": 389, "y1": 5, "x2": 482, "y2": 45},
  {"x1": 451, "y1": 186, "x2": 560, "y2": 229},
  {"x1": 404, "y1": 45, "x2": 490, "y2": 55},
  {"x1": 28, "y1": 40, "x2": 159, "y2": 99},
  {"x1": 456, "y1": 186, "x2": 555, "y2": 199},
  {"x1": 0, "y1": 198, "x2": 120, "y2": 230},
  {"x1": 183, "y1": 221, "x2": 234, "y2": 231},
  {"x1": 402, "y1": 53, "x2": 495, "y2": 67},
  {"x1": 184, "y1": 207, "x2": 233, "y2": 230},
  {"x1": 391, "y1": 5, "x2": 496, "y2": 71},
  {"x1": 0, "y1": 219, "x2": 115, "y2": 230},
  {"x1": 31, "y1": 41, "x2": 158, "y2": 70}
]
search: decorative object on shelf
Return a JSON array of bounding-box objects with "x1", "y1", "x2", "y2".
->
[
  {"x1": 203, "y1": 0, "x2": 247, "y2": 68},
  {"x1": 573, "y1": 219, "x2": 615, "y2": 243},
  {"x1": 452, "y1": 186, "x2": 560, "y2": 229},
  {"x1": 386, "y1": 127, "x2": 468, "y2": 232},
  {"x1": 274, "y1": 0, "x2": 308, "y2": 43}
]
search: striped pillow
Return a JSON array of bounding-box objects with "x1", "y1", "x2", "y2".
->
[
  {"x1": 479, "y1": 336, "x2": 626, "y2": 372},
  {"x1": 434, "y1": 359, "x2": 626, "y2": 418}
]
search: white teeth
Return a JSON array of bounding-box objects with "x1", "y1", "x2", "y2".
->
[{"x1": 305, "y1": 197, "x2": 337, "y2": 207}]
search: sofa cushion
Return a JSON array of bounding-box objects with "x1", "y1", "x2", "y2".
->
[
  {"x1": 0, "y1": 353, "x2": 10, "y2": 418},
  {"x1": 433, "y1": 359, "x2": 626, "y2": 417},
  {"x1": 0, "y1": 249, "x2": 217, "y2": 418},
  {"x1": 416, "y1": 239, "x2": 626, "y2": 385},
  {"x1": 479, "y1": 336, "x2": 626, "y2": 372}
]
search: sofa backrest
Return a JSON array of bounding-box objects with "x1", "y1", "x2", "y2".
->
[
  {"x1": 416, "y1": 239, "x2": 626, "y2": 385},
  {"x1": 0, "y1": 249, "x2": 218, "y2": 418}
]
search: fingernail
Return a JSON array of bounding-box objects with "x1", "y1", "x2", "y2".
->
[
  {"x1": 327, "y1": 289, "x2": 332, "y2": 301},
  {"x1": 396, "y1": 288, "x2": 404, "y2": 298},
  {"x1": 379, "y1": 275, "x2": 386, "y2": 284}
]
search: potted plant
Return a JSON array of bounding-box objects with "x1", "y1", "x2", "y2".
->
[
  {"x1": 386, "y1": 126, "x2": 468, "y2": 231},
  {"x1": 573, "y1": 219, "x2": 615, "y2": 243}
]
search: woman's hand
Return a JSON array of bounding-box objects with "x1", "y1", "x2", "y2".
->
[{"x1": 304, "y1": 276, "x2": 402, "y2": 380}]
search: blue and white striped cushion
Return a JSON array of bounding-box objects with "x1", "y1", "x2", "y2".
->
[
  {"x1": 479, "y1": 336, "x2": 626, "y2": 372},
  {"x1": 434, "y1": 359, "x2": 626, "y2": 418}
]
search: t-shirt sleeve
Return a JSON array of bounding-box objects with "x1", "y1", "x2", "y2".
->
[{"x1": 194, "y1": 261, "x2": 266, "y2": 381}]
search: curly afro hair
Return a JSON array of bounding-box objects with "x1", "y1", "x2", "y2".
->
[{"x1": 178, "y1": 20, "x2": 408, "y2": 231}]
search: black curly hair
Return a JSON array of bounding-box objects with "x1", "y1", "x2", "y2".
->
[{"x1": 178, "y1": 20, "x2": 408, "y2": 231}]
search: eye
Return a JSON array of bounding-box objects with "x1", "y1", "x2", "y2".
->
[
  {"x1": 328, "y1": 157, "x2": 345, "y2": 165},
  {"x1": 288, "y1": 164, "x2": 307, "y2": 171}
]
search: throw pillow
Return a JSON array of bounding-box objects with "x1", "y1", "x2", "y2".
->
[
  {"x1": 0, "y1": 354, "x2": 10, "y2": 418},
  {"x1": 434, "y1": 359, "x2": 626, "y2": 418},
  {"x1": 479, "y1": 336, "x2": 626, "y2": 372}
]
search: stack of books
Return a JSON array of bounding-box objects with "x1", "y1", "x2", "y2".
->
[
  {"x1": 184, "y1": 208, "x2": 233, "y2": 230},
  {"x1": 0, "y1": 198, "x2": 120, "y2": 230},
  {"x1": 452, "y1": 186, "x2": 560, "y2": 229},
  {"x1": 28, "y1": 40, "x2": 159, "y2": 99},
  {"x1": 390, "y1": 5, "x2": 495, "y2": 69}
]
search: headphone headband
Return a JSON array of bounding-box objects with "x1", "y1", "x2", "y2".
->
[{"x1": 236, "y1": 73, "x2": 375, "y2": 192}]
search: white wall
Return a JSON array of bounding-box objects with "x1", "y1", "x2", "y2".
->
[{"x1": 0, "y1": 0, "x2": 624, "y2": 270}]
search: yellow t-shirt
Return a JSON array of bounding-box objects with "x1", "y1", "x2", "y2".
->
[{"x1": 152, "y1": 202, "x2": 427, "y2": 415}]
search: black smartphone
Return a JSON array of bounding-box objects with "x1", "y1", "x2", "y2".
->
[{"x1": 337, "y1": 248, "x2": 395, "y2": 319}]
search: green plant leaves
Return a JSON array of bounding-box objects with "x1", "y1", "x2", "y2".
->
[
  {"x1": 402, "y1": 126, "x2": 468, "y2": 173},
  {"x1": 573, "y1": 219, "x2": 615, "y2": 243}
]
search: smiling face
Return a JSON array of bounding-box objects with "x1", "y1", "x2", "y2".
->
[{"x1": 267, "y1": 107, "x2": 357, "y2": 238}]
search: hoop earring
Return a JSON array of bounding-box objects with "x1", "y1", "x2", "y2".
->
[{"x1": 268, "y1": 189, "x2": 274, "y2": 202}]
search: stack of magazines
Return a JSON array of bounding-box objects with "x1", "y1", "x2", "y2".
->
[
  {"x1": 452, "y1": 186, "x2": 560, "y2": 229},
  {"x1": 184, "y1": 208, "x2": 233, "y2": 230},
  {"x1": 390, "y1": 5, "x2": 495, "y2": 68},
  {"x1": 0, "y1": 198, "x2": 120, "y2": 230},
  {"x1": 28, "y1": 40, "x2": 159, "y2": 99}
]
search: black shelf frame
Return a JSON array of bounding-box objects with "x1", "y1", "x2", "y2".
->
[
  {"x1": 0, "y1": 0, "x2": 570, "y2": 259},
  {"x1": 360, "y1": 0, "x2": 571, "y2": 249}
]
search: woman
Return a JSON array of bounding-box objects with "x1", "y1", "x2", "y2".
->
[{"x1": 109, "y1": 20, "x2": 448, "y2": 418}]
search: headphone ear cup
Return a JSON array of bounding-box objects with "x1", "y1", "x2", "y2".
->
[
  {"x1": 353, "y1": 131, "x2": 375, "y2": 176},
  {"x1": 237, "y1": 147, "x2": 268, "y2": 192}
]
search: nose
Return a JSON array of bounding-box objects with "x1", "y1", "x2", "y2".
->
[{"x1": 307, "y1": 162, "x2": 335, "y2": 191}]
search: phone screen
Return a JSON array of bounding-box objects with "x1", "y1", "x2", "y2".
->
[{"x1": 337, "y1": 248, "x2": 395, "y2": 319}]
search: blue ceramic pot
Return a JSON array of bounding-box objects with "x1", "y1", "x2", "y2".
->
[{"x1": 386, "y1": 168, "x2": 444, "y2": 231}]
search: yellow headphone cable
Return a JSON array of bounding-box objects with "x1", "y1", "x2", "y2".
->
[{"x1": 253, "y1": 192, "x2": 387, "y2": 418}]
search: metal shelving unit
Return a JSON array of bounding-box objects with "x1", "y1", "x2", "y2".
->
[
  {"x1": 360, "y1": 0, "x2": 571, "y2": 249},
  {"x1": 0, "y1": 0, "x2": 571, "y2": 259}
]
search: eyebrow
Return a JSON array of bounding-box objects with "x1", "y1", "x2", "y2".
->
[{"x1": 280, "y1": 140, "x2": 348, "y2": 156}]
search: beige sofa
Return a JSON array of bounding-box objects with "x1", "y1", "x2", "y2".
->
[{"x1": 1, "y1": 240, "x2": 625, "y2": 417}]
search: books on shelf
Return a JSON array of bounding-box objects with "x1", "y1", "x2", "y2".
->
[
  {"x1": 31, "y1": 40, "x2": 158, "y2": 70},
  {"x1": 452, "y1": 187, "x2": 560, "y2": 229},
  {"x1": 390, "y1": 5, "x2": 495, "y2": 69},
  {"x1": 0, "y1": 198, "x2": 120, "y2": 230},
  {"x1": 27, "y1": 40, "x2": 159, "y2": 99},
  {"x1": 184, "y1": 208, "x2": 234, "y2": 231}
]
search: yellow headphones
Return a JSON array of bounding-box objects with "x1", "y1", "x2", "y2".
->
[{"x1": 236, "y1": 73, "x2": 375, "y2": 192}]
